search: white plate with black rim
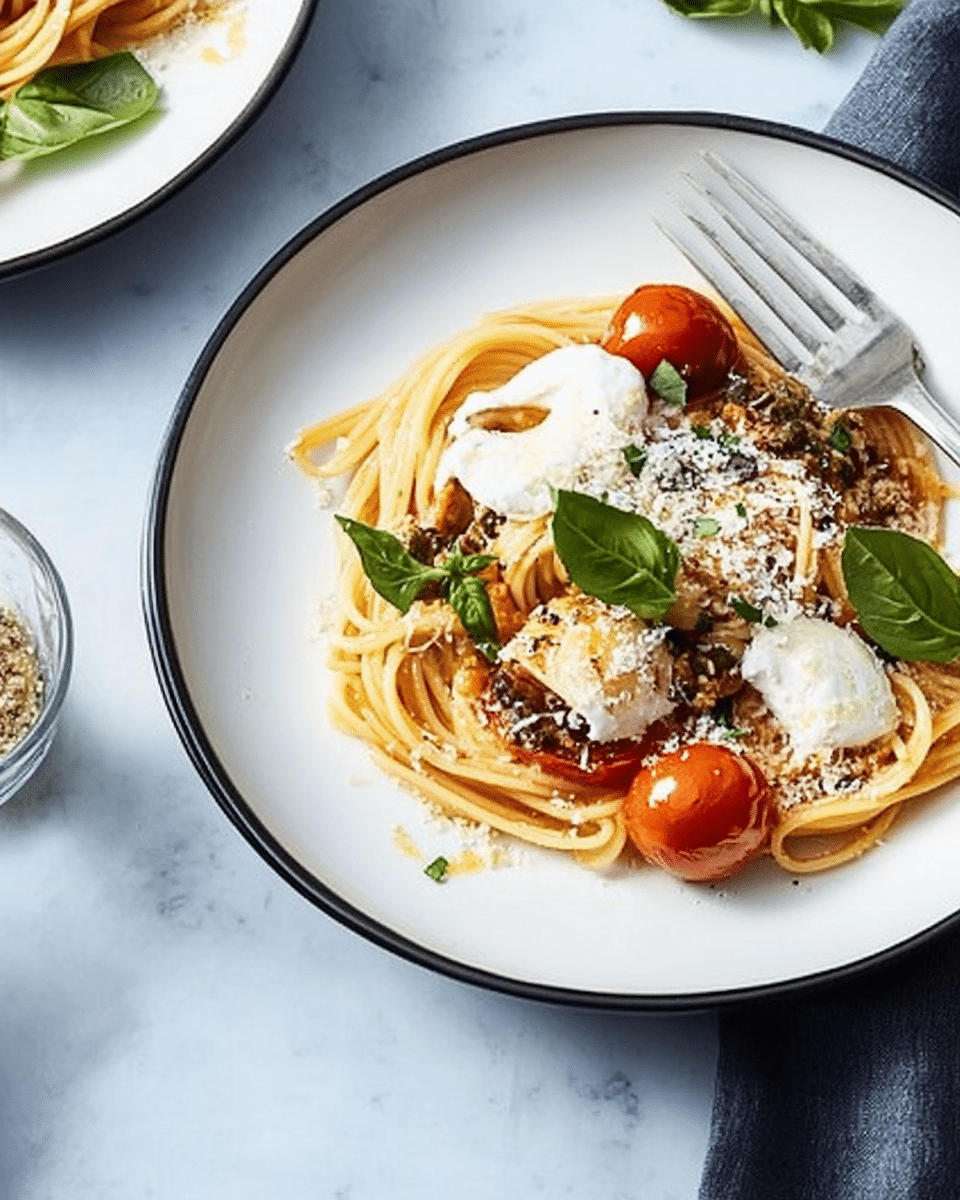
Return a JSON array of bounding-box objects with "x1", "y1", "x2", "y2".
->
[
  {"x1": 0, "y1": 0, "x2": 318, "y2": 279},
  {"x1": 143, "y1": 113, "x2": 960, "y2": 1009}
]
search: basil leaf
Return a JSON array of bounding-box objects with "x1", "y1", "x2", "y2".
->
[
  {"x1": 806, "y1": 0, "x2": 904, "y2": 34},
  {"x1": 551, "y1": 490, "x2": 679, "y2": 620},
  {"x1": 446, "y1": 575, "x2": 499, "y2": 662},
  {"x1": 649, "y1": 360, "x2": 687, "y2": 407},
  {"x1": 661, "y1": 0, "x2": 754, "y2": 14},
  {"x1": 335, "y1": 516, "x2": 445, "y2": 613},
  {"x1": 842, "y1": 527, "x2": 960, "y2": 662},
  {"x1": 623, "y1": 444, "x2": 647, "y2": 478},
  {"x1": 774, "y1": 0, "x2": 834, "y2": 49},
  {"x1": 1, "y1": 53, "x2": 159, "y2": 161}
]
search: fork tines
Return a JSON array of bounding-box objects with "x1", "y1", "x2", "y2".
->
[{"x1": 656, "y1": 151, "x2": 882, "y2": 376}]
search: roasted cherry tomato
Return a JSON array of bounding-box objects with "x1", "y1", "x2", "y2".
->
[
  {"x1": 623, "y1": 742, "x2": 771, "y2": 882},
  {"x1": 514, "y1": 740, "x2": 649, "y2": 790},
  {"x1": 600, "y1": 284, "x2": 741, "y2": 399}
]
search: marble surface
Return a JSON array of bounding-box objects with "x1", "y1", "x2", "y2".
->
[{"x1": 0, "y1": 3, "x2": 881, "y2": 1197}]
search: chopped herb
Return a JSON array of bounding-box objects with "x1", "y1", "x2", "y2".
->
[
  {"x1": 730, "y1": 595, "x2": 764, "y2": 623},
  {"x1": 712, "y1": 695, "x2": 748, "y2": 739},
  {"x1": 718, "y1": 431, "x2": 741, "y2": 449},
  {"x1": 424, "y1": 856, "x2": 449, "y2": 883},
  {"x1": 695, "y1": 611, "x2": 715, "y2": 634},
  {"x1": 649, "y1": 359, "x2": 687, "y2": 407},
  {"x1": 828, "y1": 421, "x2": 852, "y2": 453},
  {"x1": 735, "y1": 502, "x2": 747, "y2": 518},
  {"x1": 731, "y1": 595, "x2": 777, "y2": 625},
  {"x1": 694, "y1": 516, "x2": 721, "y2": 537},
  {"x1": 692, "y1": 423, "x2": 713, "y2": 440},
  {"x1": 623, "y1": 444, "x2": 647, "y2": 477}
]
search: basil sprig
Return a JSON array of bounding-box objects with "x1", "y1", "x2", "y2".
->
[
  {"x1": 661, "y1": 0, "x2": 905, "y2": 53},
  {"x1": 841, "y1": 527, "x2": 960, "y2": 663},
  {"x1": 335, "y1": 515, "x2": 500, "y2": 660},
  {"x1": 551, "y1": 489, "x2": 679, "y2": 620},
  {"x1": 1, "y1": 53, "x2": 159, "y2": 162}
]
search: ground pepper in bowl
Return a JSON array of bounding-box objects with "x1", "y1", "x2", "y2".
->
[{"x1": 0, "y1": 606, "x2": 42, "y2": 755}]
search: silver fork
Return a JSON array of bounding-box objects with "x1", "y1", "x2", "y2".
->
[{"x1": 657, "y1": 152, "x2": 960, "y2": 467}]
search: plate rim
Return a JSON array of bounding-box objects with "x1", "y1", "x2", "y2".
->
[
  {"x1": 142, "y1": 109, "x2": 960, "y2": 1011},
  {"x1": 0, "y1": 0, "x2": 321, "y2": 282}
]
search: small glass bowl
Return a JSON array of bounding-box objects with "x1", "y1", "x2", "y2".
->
[{"x1": 0, "y1": 507, "x2": 72, "y2": 805}]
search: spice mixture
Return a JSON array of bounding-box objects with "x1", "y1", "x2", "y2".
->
[{"x1": 0, "y1": 606, "x2": 42, "y2": 754}]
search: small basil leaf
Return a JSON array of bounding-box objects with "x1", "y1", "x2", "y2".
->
[
  {"x1": 649, "y1": 360, "x2": 688, "y2": 407},
  {"x1": 842, "y1": 527, "x2": 960, "y2": 662},
  {"x1": 774, "y1": 0, "x2": 835, "y2": 50},
  {"x1": 1, "y1": 53, "x2": 159, "y2": 161},
  {"x1": 335, "y1": 516, "x2": 445, "y2": 613},
  {"x1": 446, "y1": 550, "x2": 497, "y2": 577},
  {"x1": 445, "y1": 575, "x2": 499, "y2": 662},
  {"x1": 551, "y1": 490, "x2": 679, "y2": 620},
  {"x1": 806, "y1": 0, "x2": 904, "y2": 34},
  {"x1": 662, "y1": 0, "x2": 755, "y2": 14}
]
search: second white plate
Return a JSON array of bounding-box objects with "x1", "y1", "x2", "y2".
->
[{"x1": 0, "y1": 0, "x2": 317, "y2": 277}]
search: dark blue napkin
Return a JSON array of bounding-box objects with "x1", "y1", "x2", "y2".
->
[{"x1": 699, "y1": 3, "x2": 960, "y2": 1197}]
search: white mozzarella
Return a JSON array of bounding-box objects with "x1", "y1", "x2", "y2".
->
[
  {"x1": 435, "y1": 343, "x2": 646, "y2": 519},
  {"x1": 500, "y1": 593, "x2": 673, "y2": 743},
  {"x1": 740, "y1": 616, "x2": 898, "y2": 761}
]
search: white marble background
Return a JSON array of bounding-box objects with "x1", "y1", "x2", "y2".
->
[{"x1": 0, "y1": 3, "x2": 880, "y2": 1197}]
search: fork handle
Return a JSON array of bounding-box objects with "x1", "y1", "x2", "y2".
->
[{"x1": 886, "y1": 373, "x2": 960, "y2": 471}]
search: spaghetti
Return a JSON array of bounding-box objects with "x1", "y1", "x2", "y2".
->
[
  {"x1": 0, "y1": 0, "x2": 198, "y2": 96},
  {"x1": 290, "y1": 291, "x2": 960, "y2": 879}
]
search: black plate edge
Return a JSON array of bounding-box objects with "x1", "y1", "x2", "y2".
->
[
  {"x1": 0, "y1": 0, "x2": 321, "y2": 283},
  {"x1": 141, "y1": 109, "x2": 960, "y2": 1013}
]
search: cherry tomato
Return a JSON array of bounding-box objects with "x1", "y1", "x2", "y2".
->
[
  {"x1": 623, "y1": 742, "x2": 771, "y2": 882},
  {"x1": 600, "y1": 284, "x2": 741, "y2": 399},
  {"x1": 515, "y1": 741, "x2": 649, "y2": 790}
]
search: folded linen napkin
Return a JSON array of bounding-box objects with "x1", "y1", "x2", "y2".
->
[{"x1": 699, "y1": 4, "x2": 960, "y2": 1197}]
